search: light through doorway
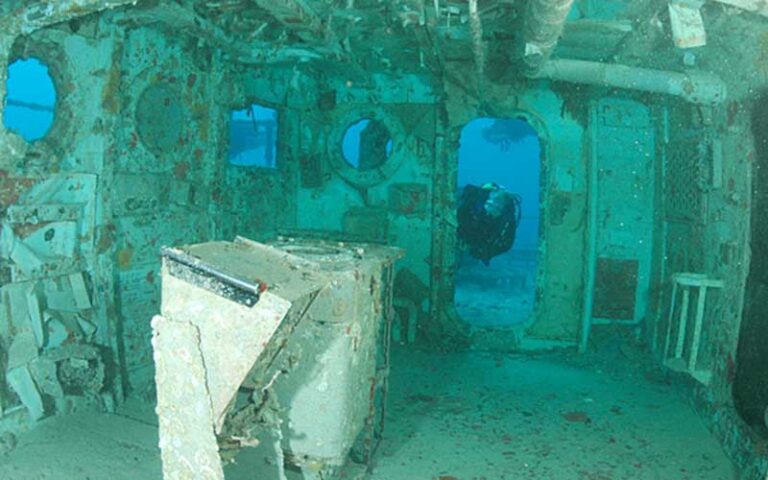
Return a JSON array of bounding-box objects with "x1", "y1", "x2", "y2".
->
[{"x1": 455, "y1": 117, "x2": 541, "y2": 327}]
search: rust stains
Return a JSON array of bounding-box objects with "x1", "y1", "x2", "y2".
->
[
  {"x1": 96, "y1": 225, "x2": 116, "y2": 253},
  {"x1": 174, "y1": 161, "x2": 189, "y2": 180},
  {"x1": 117, "y1": 247, "x2": 134, "y2": 268}
]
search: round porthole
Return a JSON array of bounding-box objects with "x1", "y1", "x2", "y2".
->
[
  {"x1": 331, "y1": 112, "x2": 403, "y2": 188},
  {"x1": 342, "y1": 119, "x2": 393, "y2": 171},
  {"x1": 135, "y1": 83, "x2": 184, "y2": 156},
  {"x1": 2, "y1": 58, "x2": 57, "y2": 142}
]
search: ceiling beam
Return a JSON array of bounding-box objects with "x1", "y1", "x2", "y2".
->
[
  {"x1": 117, "y1": 3, "x2": 333, "y2": 65},
  {"x1": 16, "y1": 0, "x2": 138, "y2": 33},
  {"x1": 250, "y1": 0, "x2": 324, "y2": 38}
]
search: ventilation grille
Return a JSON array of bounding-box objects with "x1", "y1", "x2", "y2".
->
[{"x1": 665, "y1": 131, "x2": 707, "y2": 222}]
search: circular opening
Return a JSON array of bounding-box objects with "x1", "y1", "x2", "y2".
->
[
  {"x1": 135, "y1": 84, "x2": 183, "y2": 156},
  {"x1": 342, "y1": 118, "x2": 393, "y2": 171},
  {"x1": 2, "y1": 58, "x2": 57, "y2": 142}
]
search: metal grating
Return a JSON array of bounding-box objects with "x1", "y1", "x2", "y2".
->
[
  {"x1": 665, "y1": 221, "x2": 705, "y2": 273},
  {"x1": 665, "y1": 131, "x2": 707, "y2": 222}
]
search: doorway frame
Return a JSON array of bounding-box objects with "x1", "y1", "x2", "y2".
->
[
  {"x1": 429, "y1": 108, "x2": 552, "y2": 348},
  {"x1": 452, "y1": 115, "x2": 547, "y2": 330}
]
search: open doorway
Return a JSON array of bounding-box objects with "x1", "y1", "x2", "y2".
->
[{"x1": 455, "y1": 117, "x2": 541, "y2": 328}]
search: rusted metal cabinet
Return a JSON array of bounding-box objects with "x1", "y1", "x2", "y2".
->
[{"x1": 153, "y1": 236, "x2": 401, "y2": 480}]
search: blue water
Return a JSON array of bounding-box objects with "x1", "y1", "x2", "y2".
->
[
  {"x1": 342, "y1": 118, "x2": 393, "y2": 169},
  {"x1": 456, "y1": 117, "x2": 541, "y2": 326},
  {"x1": 228, "y1": 104, "x2": 278, "y2": 167},
  {"x1": 3, "y1": 58, "x2": 56, "y2": 142},
  {"x1": 458, "y1": 117, "x2": 541, "y2": 249}
]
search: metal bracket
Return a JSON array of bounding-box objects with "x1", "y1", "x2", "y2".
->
[{"x1": 161, "y1": 247, "x2": 262, "y2": 308}]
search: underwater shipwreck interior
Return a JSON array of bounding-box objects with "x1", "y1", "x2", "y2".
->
[{"x1": 3, "y1": 0, "x2": 768, "y2": 478}]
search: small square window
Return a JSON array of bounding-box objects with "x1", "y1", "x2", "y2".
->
[{"x1": 228, "y1": 104, "x2": 278, "y2": 168}]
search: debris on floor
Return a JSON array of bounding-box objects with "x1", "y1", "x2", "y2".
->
[{"x1": 0, "y1": 345, "x2": 738, "y2": 480}]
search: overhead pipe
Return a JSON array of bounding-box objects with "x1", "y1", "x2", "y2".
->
[
  {"x1": 521, "y1": 0, "x2": 575, "y2": 76},
  {"x1": 534, "y1": 59, "x2": 727, "y2": 105}
]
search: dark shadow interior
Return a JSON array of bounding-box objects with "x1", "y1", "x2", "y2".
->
[{"x1": 734, "y1": 91, "x2": 768, "y2": 436}]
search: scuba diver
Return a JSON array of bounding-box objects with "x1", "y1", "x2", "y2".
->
[{"x1": 457, "y1": 183, "x2": 522, "y2": 266}]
